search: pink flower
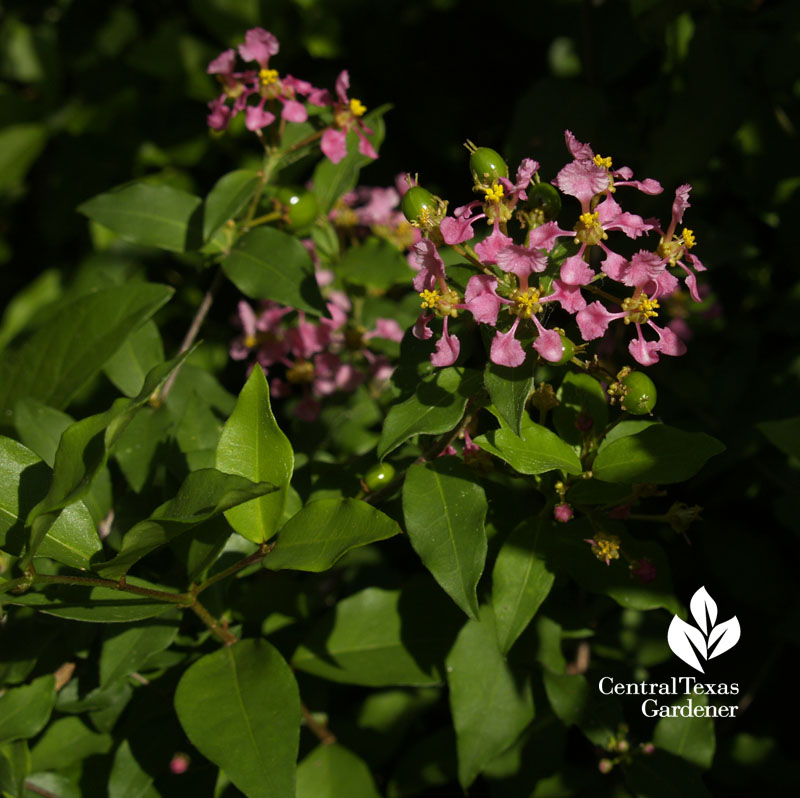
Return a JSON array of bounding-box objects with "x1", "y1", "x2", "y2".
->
[
  {"x1": 532, "y1": 321, "x2": 565, "y2": 362},
  {"x1": 527, "y1": 221, "x2": 573, "y2": 251},
  {"x1": 321, "y1": 129, "x2": 348, "y2": 164},
  {"x1": 441, "y1": 202, "x2": 485, "y2": 245},
  {"x1": 230, "y1": 301, "x2": 259, "y2": 360},
  {"x1": 559, "y1": 254, "x2": 595, "y2": 286},
  {"x1": 430, "y1": 317, "x2": 460, "y2": 367},
  {"x1": 365, "y1": 318, "x2": 404, "y2": 343},
  {"x1": 412, "y1": 239, "x2": 447, "y2": 292},
  {"x1": 554, "y1": 503, "x2": 574, "y2": 523},
  {"x1": 207, "y1": 96, "x2": 231, "y2": 130},
  {"x1": 321, "y1": 70, "x2": 377, "y2": 165},
  {"x1": 490, "y1": 318, "x2": 525, "y2": 367},
  {"x1": 170, "y1": 754, "x2": 190, "y2": 775},
  {"x1": 474, "y1": 223, "x2": 512, "y2": 264},
  {"x1": 553, "y1": 160, "x2": 609, "y2": 207},
  {"x1": 238, "y1": 28, "x2": 280, "y2": 66},
  {"x1": 245, "y1": 103, "x2": 276, "y2": 132},
  {"x1": 495, "y1": 244, "x2": 547, "y2": 286},
  {"x1": 577, "y1": 302, "x2": 625, "y2": 340},
  {"x1": 463, "y1": 275, "x2": 504, "y2": 325}
]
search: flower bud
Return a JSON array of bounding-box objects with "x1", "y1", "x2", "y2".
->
[
  {"x1": 469, "y1": 147, "x2": 509, "y2": 182},
  {"x1": 364, "y1": 462, "x2": 396, "y2": 490}
]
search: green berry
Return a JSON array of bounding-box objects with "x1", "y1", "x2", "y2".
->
[
  {"x1": 364, "y1": 462, "x2": 396, "y2": 490},
  {"x1": 553, "y1": 335, "x2": 575, "y2": 366},
  {"x1": 621, "y1": 371, "x2": 657, "y2": 415},
  {"x1": 526, "y1": 182, "x2": 562, "y2": 220},
  {"x1": 401, "y1": 186, "x2": 436, "y2": 224},
  {"x1": 277, "y1": 186, "x2": 318, "y2": 229},
  {"x1": 469, "y1": 147, "x2": 508, "y2": 182}
]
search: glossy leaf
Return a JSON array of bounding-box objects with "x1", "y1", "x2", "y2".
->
[
  {"x1": 102, "y1": 320, "x2": 164, "y2": 398},
  {"x1": 593, "y1": 424, "x2": 725, "y2": 483},
  {"x1": 95, "y1": 469, "x2": 277, "y2": 579},
  {"x1": 296, "y1": 744, "x2": 381, "y2": 798},
  {"x1": 99, "y1": 612, "x2": 180, "y2": 685},
  {"x1": 0, "y1": 283, "x2": 173, "y2": 422},
  {"x1": 5, "y1": 576, "x2": 177, "y2": 623},
  {"x1": 492, "y1": 518, "x2": 555, "y2": 654},
  {"x1": 337, "y1": 237, "x2": 411, "y2": 290},
  {"x1": 446, "y1": 606, "x2": 534, "y2": 788},
  {"x1": 0, "y1": 436, "x2": 101, "y2": 571},
  {"x1": 203, "y1": 169, "x2": 260, "y2": 240},
  {"x1": 553, "y1": 371, "x2": 608, "y2": 445},
  {"x1": 221, "y1": 226, "x2": 325, "y2": 315},
  {"x1": 30, "y1": 716, "x2": 112, "y2": 772},
  {"x1": 653, "y1": 693, "x2": 716, "y2": 769},
  {"x1": 265, "y1": 498, "x2": 400, "y2": 572},
  {"x1": 483, "y1": 359, "x2": 535, "y2": 437},
  {"x1": 473, "y1": 417, "x2": 582, "y2": 475},
  {"x1": 292, "y1": 580, "x2": 461, "y2": 686},
  {"x1": 108, "y1": 740, "x2": 159, "y2": 798},
  {"x1": 377, "y1": 367, "x2": 482, "y2": 460},
  {"x1": 0, "y1": 676, "x2": 56, "y2": 744},
  {"x1": 174, "y1": 638, "x2": 301, "y2": 798},
  {"x1": 77, "y1": 182, "x2": 202, "y2": 252},
  {"x1": 402, "y1": 459, "x2": 487, "y2": 619},
  {"x1": 216, "y1": 365, "x2": 293, "y2": 544}
]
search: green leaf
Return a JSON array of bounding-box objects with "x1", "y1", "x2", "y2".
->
[
  {"x1": 24, "y1": 356, "x2": 188, "y2": 564},
  {"x1": 653, "y1": 693, "x2": 716, "y2": 769},
  {"x1": 112, "y1": 406, "x2": 172, "y2": 493},
  {"x1": 203, "y1": 169, "x2": 260, "y2": 241},
  {"x1": 542, "y1": 670, "x2": 621, "y2": 747},
  {"x1": 592, "y1": 425, "x2": 725, "y2": 483},
  {"x1": 0, "y1": 676, "x2": 56, "y2": 744},
  {"x1": 292, "y1": 579, "x2": 461, "y2": 686},
  {"x1": 216, "y1": 365, "x2": 294, "y2": 544},
  {"x1": 758, "y1": 416, "x2": 800, "y2": 459},
  {"x1": 336, "y1": 237, "x2": 412, "y2": 290},
  {"x1": 99, "y1": 613, "x2": 180, "y2": 686},
  {"x1": 402, "y1": 460, "x2": 487, "y2": 619},
  {"x1": 0, "y1": 124, "x2": 48, "y2": 192},
  {"x1": 102, "y1": 320, "x2": 164, "y2": 398},
  {"x1": 30, "y1": 716, "x2": 112, "y2": 772},
  {"x1": 624, "y1": 750, "x2": 712, "y2": 798},
  {"x1": 0, "y1": 269, "x2": 61, "y2": 352},
  {"x1": 0, "y1": 437, "x2": 101, "y2": 571},
  {"x1": 265, "y1": 498, "x2": 400, "y2": 572},
  {"x1": 5, "y1": 576, "x2": 178, "y2": 622},
  {"x1": 553, "y1": 372, "x2": 608, "y2": 445},
  {"x1": 174, "y1": 638, "x2": 300, "y2": 798},
  {"x1": 221, "y1": 226, "x2": 325, "y2": 315},
  {"x1": 77, "y1": 182, "x2": 202, "y2": 252},
  {"x1": 446, "y1": 606, "x2": 535, "y2": 788},
  {"x1": 483, "y1": 359, "x2": 535, "y2": 436},
  {"x1": 297, "y1": 744, "x2": 381, "y2": 798},
  {"x1": 312, "y1": 106, "x2": 389, "y2": 212},
  {"x1": 95, "y1": 469, "x2": 277, "y2": 579},
  {"x1": 378, "y1": 367, "x2": 482, "y2": 460},
  {"x1": 108, "y1": 740, "x2": 159, "y2": 798},
  {"x1": 473, "y1": 418, "x2": 582, "y2": 476},
  {"x1": 0, "y1": 283, "x2": 173, "y2": 423},
  {"x1": 0, "y1": 740, "x2": 29, "y2": 798},
  {"x1": 492, "y1": 518, "x2": 555, "y2": 654}
]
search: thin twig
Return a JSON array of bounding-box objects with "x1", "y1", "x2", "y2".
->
[
  {"x1": 194, "y1": 542, "x2": 276, "y2": 595},
  {"x1": 25, "y1": 784, "x2": 59, "y2": 798},
  {"x1": 30, "y1": 574, "x2": 189, "y2": 604},
  {"x1": 190, "y1": 599, "x2": 237, "y2": 646},
  {"x1": 301, "y1": 703, "x2": 336, "y2": 745}
]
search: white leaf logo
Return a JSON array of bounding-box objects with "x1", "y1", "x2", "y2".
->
[{"x1": 668, "y1": 586, "x2": 740, "y2": 673}]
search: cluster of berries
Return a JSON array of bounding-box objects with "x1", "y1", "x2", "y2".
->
[
  {"x1": 207, "y1": 27, "x2": 376, "y2": 164},
  {"x1": 403, "y1": 132, "x2": 705, "y2": 368}
]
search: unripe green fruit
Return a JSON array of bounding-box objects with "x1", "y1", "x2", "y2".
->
[
  {"x1": 554, "y1": 335, "x2": 575, "y2": 366},
  {"x1": 526, "y1": 182, "x2": 562, "y2": 220},
  {"x1": 621, "y1": 371, "x2": 657, "y2": 415},
  {"x1": 364, "y1": 462, "x2": 396, "y2": 490},
  {"x1": 469, "y1": 147, "x2": 508, "y2": 181},
  {"x1": 277, "y1": 186, "x2": 318, "y2": 229},
  {"x1": 401, "y1": 186, "x2": 436, "y2": 224}
]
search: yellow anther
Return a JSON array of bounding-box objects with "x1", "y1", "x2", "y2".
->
[
  {"x1": 593, "y1": 154, "x2": 613, "y2": 169},
  {"x1": 622, "y1": 295, "x2": 660, "y2": 325},
  {"x1": 419, "y1": 289, "x2": 441, "y2": 310},
  {"x1": 286, "y1": 359, "x2": 315, "y2": 384},
  {"x1": 512, "y1": 288, "x2": 541, "y2": 318},
  {"x1": 682, "y1": 228, "x2": 696, "y2": 249},
  {"x1": 349, "y1": 98, "x2": 366, "y2": 117},
  {"x1": 482, "y1": 181, "x2": 505, "y2": 203},
  {"x1": 243, "y1": 334, "x2": 257, "y2": 348},
  {"x1": 259, "y1": 68, "x2": 279, "y2": 86},
  {"x1": 579, "y1": 210, "x2": 600, "y2": 229},
  {"x1": 588, "y1": 531, "x2": 621, "y2": 564}
]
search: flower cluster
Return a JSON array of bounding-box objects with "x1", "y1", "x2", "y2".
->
[
  {"x1": 207, "y1": 28, "x2": 376, "y2": 164},
  {"x1": 230, "y1": 295, "x2": 402, "y2": 421},
  {"x1": 404, "y1": 132, "x2": 706, "y2": 368}
]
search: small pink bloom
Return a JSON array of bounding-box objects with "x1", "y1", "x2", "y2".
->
[
  {"x1": 496, "y1": 244, "x2": 547, "y2": 283},
  {"x1": 596, "y1": 195, "x2": 652, "y2": 238},
  {"x1": 464, "y1": 275, "x2": 503, "y2": 325},
  {"x1": 546, "y1": 280, "x2": 587, "y2": 313},
  {"x1": 527, "y1": 221, "x2": 573, "y2": 251},
  {"x1": 532, "y1": 321, "x2": 565, "y2": 362},
  {"x1": 649, "y1": 321, "x2": 686, "y2": 356},
  {"x1": 560, "y1": 254, "x2": 595, "y2": 286},
  {"x1": 577, "y1": 302, "x2": 624, "y2": 340},
  {"x1": 553, "y1": 160, "x2": 609, "y2": 206},
  {"x1": 413, "y1": 313, "x2": 433, "y2": 341},
  {"x1": 411, "y1": 239, "x2": 446, "y2": 292},
  {"x1": 671, "y1": 184, "x2": 692, "y2": 228},
  {"x1": 474, "y1": 224, "x2": 512, "y2": 264},
  {"x1": 430, "y1": 317, "x2": 460, "y2": 366},
  {"x1": 170, "y1": 753, "x2": 190, "y2": 775},
  {"x1": 628, "y1": 335, "x2": 660, "y2": 366},
  {"x1": 281, "y1": 99, "x2": 307, "y2": 123},
  {"x1": 207, "y1": 96, "x2": 231, "y2": 130},
  {"x1": 356, "y1": 129, "x2": 378, "y2": 159},
  {"x1": 238, "y1": 28, "x2": 280, "y2": 66},
  {"x1": 207, "y1": 49, "x2": 237, "y2": 77},
  {"x1": 245, "y1": 104, "x2": 276, "y2": 132},
  {"x1": 366, "y1": 318, "x2": 404, "y2": 342},
  {"x1": 490, "y1": 318, "x2": 525, "y2": 367},
  {"x1": 554, "y1": 503, "x2": 574, "y2": 523},
  {"x1": 600, "y1": 249, "x2": 627, "y2": 281}
]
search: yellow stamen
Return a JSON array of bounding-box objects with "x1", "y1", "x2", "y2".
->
[
  {"x1": 350, "y1": 98, "x2": 366, "y2": 117},
  {"x1": 286, "y1": 359, "x2": 315, "y2": 384},
  {"x1": 579, "y1": 210, "x2": 600, "y2": 229},
  {"x1": 259, "y1": 68, "x2": 279, "y2": 86},
  {"x1": 419, "y1": 289, "x2": 441, "y2": 310},
  {"x1": 588, "y1": 531, "x2": 621, "y2": 564},
  {"x1": 243, "y1": 334, "x2": 257, "y2": 348},
  {"x1": 593, "y1": 154, "x2": 613, "y2": 169},
  {"x1": 621, "y1": 295, "x2": 660, "y2": 325},
  {"x1": 482, "y1": 181, "x2": 505, "y2": 203},
  {"x1": 511, "y1": 288, "x2": 541, "y2": 318},
  {"x1": 682, "y1": 228, "x2": 696, "y2": 249}
]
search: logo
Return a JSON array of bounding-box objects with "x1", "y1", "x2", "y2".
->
[{"x1": 667, "y1": 586, "x2": 740, "y2": 673}]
